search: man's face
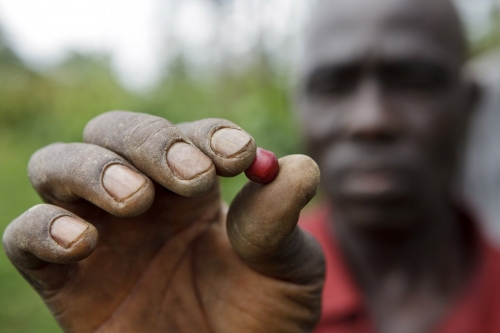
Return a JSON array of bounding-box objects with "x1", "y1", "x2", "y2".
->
[{"x1": 298, "y1": 0, "x2": 473, "y2": 230}]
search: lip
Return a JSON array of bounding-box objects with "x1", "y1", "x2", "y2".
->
[{"x1": 338, "y1": 170, "x2": 411, "y2": 203}]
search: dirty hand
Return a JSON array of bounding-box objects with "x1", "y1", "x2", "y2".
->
[{"x1": 3, "y1": 111, "x2": 324, "y2": 333}]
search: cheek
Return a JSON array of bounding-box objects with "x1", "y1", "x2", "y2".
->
[
  {"x1": 299, "y1": 100, "x2": 347, "y2": 144},
  {"x1": 393, "y1": 96, "x2": 460, "y2": 169},
  {"x1": 299, "y1": 106, "x2": 347, "y2": 174}
]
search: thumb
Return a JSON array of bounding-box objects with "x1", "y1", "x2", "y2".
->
[{"x1": 227, "y1": 155, "x2": 324, "y2": 284}]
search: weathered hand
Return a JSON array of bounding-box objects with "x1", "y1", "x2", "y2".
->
[{"x1": 3, "y1": 111, "x2": 324, "y2": 333}]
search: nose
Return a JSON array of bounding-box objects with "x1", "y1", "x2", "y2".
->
[{"x1": 345, "y1": 79, "x2": 401, "y2": 143}]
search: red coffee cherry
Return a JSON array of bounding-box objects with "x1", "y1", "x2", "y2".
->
[{"x1": 245, "y1": 148, "x2": 279, "y2": 184}]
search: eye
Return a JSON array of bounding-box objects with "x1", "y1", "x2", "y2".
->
[
  {"x1": 381, "y1": 62, "x2": 450, "y2": 93},
  {"x1": 306, "y1": 66, "x2": 360, "y2": 97}
]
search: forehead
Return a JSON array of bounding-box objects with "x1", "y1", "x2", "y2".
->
[{"x1": 303, "y1": 0, "x2": 464, "y2": 71}]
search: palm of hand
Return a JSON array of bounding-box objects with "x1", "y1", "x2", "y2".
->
[{"x1": 46, "y1": 185, "x2": 321, "y2": 333}]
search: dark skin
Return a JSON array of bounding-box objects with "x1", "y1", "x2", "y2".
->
[
  {"x1": 298, "y1": 0, "x2": 479, "y2": 332},
  {"x1": 3, "y1": 112, "x2": 324, "y2": 332}
]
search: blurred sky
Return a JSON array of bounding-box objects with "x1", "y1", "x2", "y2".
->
[{"x1": 0, "y1": 0, "x2": 497, "y2": 90}]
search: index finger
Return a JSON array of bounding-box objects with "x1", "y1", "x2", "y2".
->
[{"x1": 83, "y1": 111, "x2": 216, "y2": 197}]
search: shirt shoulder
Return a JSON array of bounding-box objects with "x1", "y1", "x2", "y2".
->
[
  {"x1": 438, "y1": 224, "x2": 500, "y2": 333},
  {"x1": 299, "y1": 205, "x2": 367, "y2": 331},
  {"x1": 299, "y1": 205, "x2": 331, "y2": 239}
]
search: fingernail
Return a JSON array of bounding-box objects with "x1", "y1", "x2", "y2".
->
[
  {"x1": 211, "y1": 128, "x2": 252, "y2": 158},
  {"x1": 166, "y1": 142, "x2": 213, "y2": 180},
  {"x1": 51, "y1": 216, "x2": 88, "y2": 248},
  {"x1": 103, "y1": 164, "x2": 146, "y2": 201}
]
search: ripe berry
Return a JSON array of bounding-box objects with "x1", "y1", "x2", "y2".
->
[{"x1": 245, "y1": 148, "x2": 279, "y2": 184}]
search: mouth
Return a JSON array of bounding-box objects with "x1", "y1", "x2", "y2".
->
[{"x1": 338, "y1": 170, "x2": 412, "y2": 204}]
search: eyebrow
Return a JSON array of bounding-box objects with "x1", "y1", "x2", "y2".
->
[
  {"x1": 302, "y1": 56, "x2": 455, "y2": 93},
  {"x1": 306, "y1": 56, "x2": 452, "y2": 77}
]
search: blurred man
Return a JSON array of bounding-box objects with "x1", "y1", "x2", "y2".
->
[
  {"x1": 4, "y1": 1, "x2": 500, "y2": 333},
  {"x1": 298, "y1": 0, "x2": 500, "y2": 332}
]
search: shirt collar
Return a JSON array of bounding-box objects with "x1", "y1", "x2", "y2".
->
[
  {"x1": 302, "y1": 200, "x2": 491, "y2": 325},
  {"x1": 303, "y1": 206, "x2": 366, "y2": 323}
]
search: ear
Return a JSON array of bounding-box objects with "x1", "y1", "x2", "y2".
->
[
  {"x1": 461, "y1": 67, "x2": 484, "y2": 117},
  {"x1": 465, "y1": 79, "x2": 483, "y2": 116}
]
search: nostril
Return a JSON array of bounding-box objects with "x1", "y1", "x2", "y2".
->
[
  {"x1": 351, "y1": 129, "x2": 398, "y2": 143},
  {"x1": 375, "y1": 131, "x2": 397, "y2": 143}
]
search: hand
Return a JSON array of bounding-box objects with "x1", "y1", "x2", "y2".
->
[{"x1": 3, "y1": 111, "x2": 324, "y2": 333}]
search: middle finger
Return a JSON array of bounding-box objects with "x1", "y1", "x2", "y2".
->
[{"x1": 83, "y1": 111, "x2": 217, "y2": 197}]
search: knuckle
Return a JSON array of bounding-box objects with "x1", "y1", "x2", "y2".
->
[
  {"x1": 126, "y1": 118, "x2": 182, "y2": 153},
  {"x1": 28, "y1": 143, "x2": 67, "y2": 183},
  {"x1": 3, "y1": 205, "x2": 46, "y2": 250}
]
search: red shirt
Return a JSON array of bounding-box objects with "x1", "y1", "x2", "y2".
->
[{"x1": 300, "y1": 205, "x2": 500, "y2": 333}]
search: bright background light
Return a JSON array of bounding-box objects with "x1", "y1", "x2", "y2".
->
[{"x1": 0, "y1": 0, "x2": 496, "y2": 90}]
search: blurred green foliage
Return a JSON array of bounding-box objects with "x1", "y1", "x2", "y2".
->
[
  {"x1": 0, "y1": 27, "x2": 303, "y2": 332},
  {"x1": 471, "y1": 5, "x2": 500, "y2": 56}
]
